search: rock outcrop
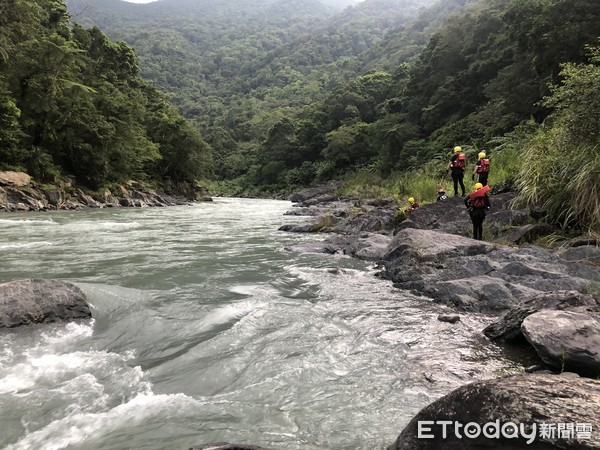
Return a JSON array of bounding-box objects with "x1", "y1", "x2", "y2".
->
[
  {"x1": 483, "y1": 291, "x2": 600, "y2": 377},
  {"x1": 388, "y1": 373, "x2": 600, "y2": 449},
  {"x1": 380, "y1": 229, "x2": 600, "y2": 313},
  {"x1": 284, "y1": 233, "x2": 392, "y2": 261},
  {"x1": 0, "y1": 173, "x2": 211, "y2": 212},
  {"x1": 483, "y1": 291, "x2": 599, "y2": 342},
  {"x1": 0, "y1": 171, "x2": 31, "y2": 187},
  {"x1": 522, "y1": 310, "x2": 600, "y2": 377},
  {"x1": 0, "y1": 279, "x2": 91, "y2": 328}
]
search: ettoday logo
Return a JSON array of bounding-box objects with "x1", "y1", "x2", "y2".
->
[{"x1": 417, "y1": 420, "x2": 594, "y2": 444}]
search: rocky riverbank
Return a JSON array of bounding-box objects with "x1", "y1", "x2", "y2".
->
[
  {"x1": 282, "y1": 184, "x2": 600, "y2": 449},
  {"x1": 0, "y1": 171, "x2": 212, "y2": 212}
]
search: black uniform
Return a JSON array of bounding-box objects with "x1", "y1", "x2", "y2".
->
[
  {"x1": 449, "y1": 154, "x2": 466, "y2": 196},
  {"x1": 465, "y1": 193, "x2": 491, "y2": 240}
]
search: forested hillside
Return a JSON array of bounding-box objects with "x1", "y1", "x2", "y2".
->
[
  {"x1": 0, "y1": 0, "x2": 211, "y2": 189},
  {"x1": 1, "y1": 0, "x2": 598, "y2": 233},
  {"x1": 65, "y1": 0, "x2": 442, "y2": 179}
]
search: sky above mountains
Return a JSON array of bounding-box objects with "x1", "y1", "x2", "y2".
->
[{"x1": 122, "y1": 0, "x2": 365, "y2": 5}]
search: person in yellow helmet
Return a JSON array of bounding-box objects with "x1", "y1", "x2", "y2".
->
[
  {"x1": 407, "y1": 197, "x2": 420, "y2": 214},
  {"x1": 447, "y1": 146, "x2": 466, "y2": 196},
  {"x1": 472, "y1": 151, "x2": 491, "y2": 186},
  {"x1": 464, "y1": 182, "x2": 491, "y2": 240}
]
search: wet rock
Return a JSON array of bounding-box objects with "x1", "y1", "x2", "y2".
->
[
  {"x1": 0, "y1": 171, "x2": 31, "y2": 187},
  {"x1": 285, "y1": 233, "x2": 392, "y2": 261},
  {"x1": 384, "y1": 228, "x2": 493, "y2": 266},
  {"x1": 278, "y1": 222, "x2": 320, "y2": 233},
  {"x1": 437, "y1": 314, "x2": 460, "y2": 324},
  {"x1": 483, "y1": 291, "x2": 599, "y2": 343},
  {"x1": 283, "y1": 206, "x2": 328, "y2": 216},
  {"x1": 388, "y1": 372, "x2": 600, "y2": 449},
  {"x1": 522, "y1": 310, "x2": 600, "y2": 377},
  {"x1": 289, "y1": 183, "x2": 341, "y2": 203},
  {"x1": 44, "y1": 189, "x2": 63, "y2": 206},
  {"x1": 77, "y1": 189, "x2": 103, "y2": 208},
  {"x1": 0, "y1": 279, "x2": 91, "y2": 328},
  {"x1": 328, "y1": 207, "x2": 397, "y2": 234}
]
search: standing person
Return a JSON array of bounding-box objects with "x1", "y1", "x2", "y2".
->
[
  {"x1": 407, "y1": 197, "x2": 420, "y2": 214},
  {"x1": 473, "y1": 151, "x2": 491, "y2": 186},
  {"x1": 465, "y1": 182, "x2": 491, "y2": 240},
  {"x1": 447, "y1": 146, "x2": 466, "y2": 197},
  {"x1": 436, "y1": 188, "x2": 448, "y2": 201}
]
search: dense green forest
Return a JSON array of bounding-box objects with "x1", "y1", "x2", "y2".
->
[
  {"x1": 0, "y1": 0, "x2": 211, "y2": 189},
  {"x1": 1, "y1": 0, "x2": 598, "y2": 232}
]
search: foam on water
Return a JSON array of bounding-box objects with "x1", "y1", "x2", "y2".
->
[
  {"x1": 5, "y1": 392, "x2": 201, "y2": 450},
  {"x1": 0, "y1": 241, "x2": 53, "y2": 250}
]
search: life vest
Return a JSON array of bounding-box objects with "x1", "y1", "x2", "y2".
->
[
  {"x1": 470, "y1": 196, "x2": 487, "y2": 208},
  {"x1": 476, "y1": 158, "x2": 490, "y2": 173},
  {"x1": 453, "y1": 153, "x2": 466, "y2": 170},
  {"x1": 468, "y1": 185, "x2": 490, "y2": 208}
]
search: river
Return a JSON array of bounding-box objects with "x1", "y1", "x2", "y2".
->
[{"x1": 0, "y1": 198, "x2": 517, "y2": 449}]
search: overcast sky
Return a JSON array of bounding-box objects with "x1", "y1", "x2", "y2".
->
[{"x1": 122, "y1": 0, "x2": 365, "y2": 3}]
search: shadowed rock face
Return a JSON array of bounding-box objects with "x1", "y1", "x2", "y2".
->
[
  {"x1": 388, "y1": 373, "x2": 600, "y2": 450},
  {"x1": 0, "y1": 279, "x2": 91, "y2": 328}
]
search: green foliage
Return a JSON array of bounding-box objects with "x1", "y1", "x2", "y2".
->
[
  {"x1": 0, "y1": 0, "x2": 211, "y2": 189},
  {"x1": 515, "y1": 45, "x2": 600, "y2": 235}
]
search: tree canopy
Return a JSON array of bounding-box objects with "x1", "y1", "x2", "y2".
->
[{"x1": 0, "y1": 0, "x2": 211, "y2": 189}]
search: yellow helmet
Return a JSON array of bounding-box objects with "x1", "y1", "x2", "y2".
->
[
  {"x1": 474, "y1": 183, "x2": 483, "y2": 190},
  {"x1": 453, "y1": 146, "x2": 462, "y2": 153},
  {"x1": 478, "y1": 152, "x2": 486, "y2": 159},
  {"x1": 408, "y1": 197, "x2": 415, "y2": 203}
]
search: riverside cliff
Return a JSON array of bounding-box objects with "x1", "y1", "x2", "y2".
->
[{"x1": 0, "y1": 171, "x2": 212, "y2": 212}]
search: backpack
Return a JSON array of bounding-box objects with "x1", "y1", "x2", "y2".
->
[
  {"x1": 476, "y1": 158, "x2": 490, "y2": 173},
  {"x1": 454, "y1": 153, "x2": 466, "y2": 170}
]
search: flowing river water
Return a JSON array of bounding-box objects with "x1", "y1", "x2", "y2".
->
[{"x1": 0, "y1": 198, "x2": 519, "y2": 450}]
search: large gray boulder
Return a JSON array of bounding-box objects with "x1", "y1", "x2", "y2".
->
[
  {"x1": 381, "y1": 229, "x2": 600, "y2": 312},
  {"x1": 0, "y1": 279, "x2": 91, "y2": 328},
  {"x1": 484, "y1": 291, "x2": 599, "y2": 342},
  {"x1": 388, "y1": 373, "x2": 600, "y2": 449},
  {"x1": 522, "y1": 310, "x2": 600, "y2": 377}
]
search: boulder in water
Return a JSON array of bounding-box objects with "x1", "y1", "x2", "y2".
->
[
  {"x1": 0, "y1": 279, "x2": 91, "y2": 328},
  {"x1": 388, "y1": 372, "x2": 600, "y2": 449}
]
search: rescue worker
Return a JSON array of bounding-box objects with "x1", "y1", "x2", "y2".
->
[
  {"x1": 473, "y1": 151, "x2": 491, "y2": 186},
  {"x1": 464, "y1": 182, "x2": 490, "y2": 240},
  {"x1": 436, "y1": 188, "x2": 448, "y2": 201},
  {"x1": 408, "y1": 197, "x2": 419, "y2": 214},
  {"x1": 447, "y1": 146, "x2": 466, "y2": 197}
]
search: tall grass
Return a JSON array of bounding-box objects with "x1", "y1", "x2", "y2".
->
[
  {"x1": 515, "y1": 125, "x2": 600, "y2": 235},
  {"x1": 337, "y1": 147, "x2": 521, "y2": 206}
]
